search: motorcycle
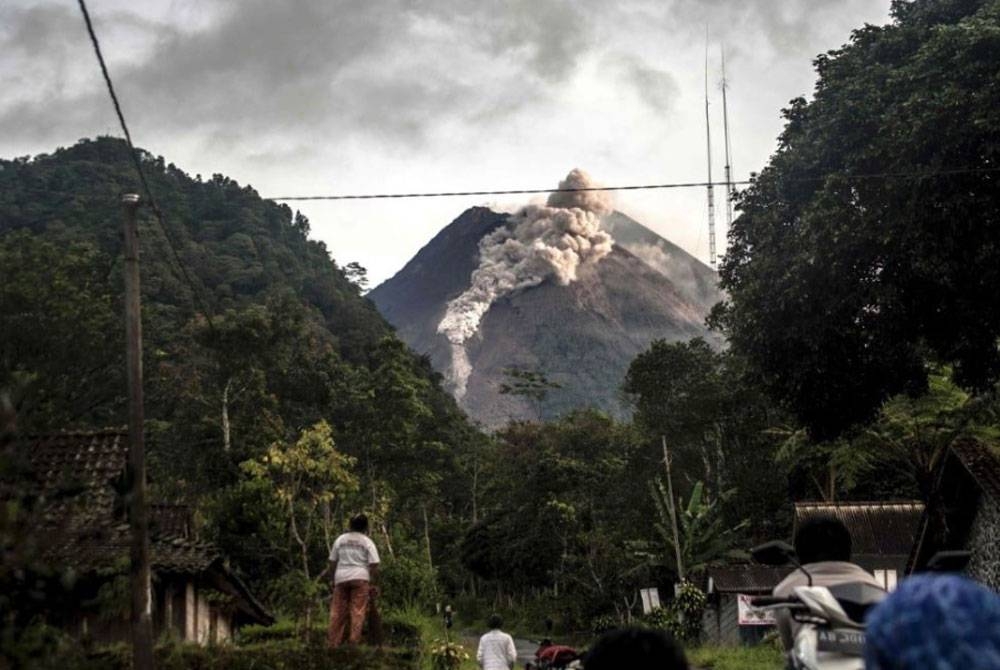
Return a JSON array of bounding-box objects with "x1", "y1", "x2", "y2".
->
[{"x1": 749, "y1": 540, "x2": 886, "y2": 670}]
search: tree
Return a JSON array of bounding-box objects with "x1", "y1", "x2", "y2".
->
[
  {"x1": 646, "y1": 480, "x2": 747, "y2": 579},
  {"x1": 0, "y1": 232, "x2": 122, "y2": 431},
  {"x1": 241, "y1": 421, "x2": 358, "y2": 624},
  {"x1": 715, "y1": 0, "x2": 1000, "y2": 439},
  {"x1": 624, "y1": 340, "x2": 788, "y2": 540},
  {"x1": 498, "y1": 367, "x2": 562, "y2": 403}
]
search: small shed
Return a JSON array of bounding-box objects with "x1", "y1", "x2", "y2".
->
[
  {"x1": 22, "y1": 429, "x2": 273, "y2": 644},
  {"x1": 908, "y1": 437, "x2": 1000, "y2": 588},
  {"x1": 703, "y1": 566, "x2": 789, "y2": 646}
]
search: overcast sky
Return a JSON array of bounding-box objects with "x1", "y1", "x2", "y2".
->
[{"x1": 1, "y1": 0, "x2": 892, "y2": 285}]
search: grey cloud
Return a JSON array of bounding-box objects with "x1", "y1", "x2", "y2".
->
[
  {"x1": 635, "y1": 0, "x2": 877, "y2": 60},
  {"x1": 0, "y1": 0, "x2": 596, "y2": 158},
  {"x1": 603, "y1": 53, "x2": 679, "y2": 113}
]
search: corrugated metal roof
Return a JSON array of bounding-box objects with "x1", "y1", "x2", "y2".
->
[
  {"x1": 708, "y1": 566, "x2": 792, "y2": 594},
  {"x1": 794, "y1": 501, "x2": 924, "y2": 561}
]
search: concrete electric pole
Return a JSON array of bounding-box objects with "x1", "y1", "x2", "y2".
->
[{"x1": 122, "y1": 193, "x2": 154, "y2": 670}]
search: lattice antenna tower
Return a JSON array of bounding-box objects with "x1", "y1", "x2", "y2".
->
[
  {"x1": 721, "y1": 46, "x2": 735, "y2": 242},
  {"x1": 704, "y1": 33, "x2": 717, "y2": 268}
]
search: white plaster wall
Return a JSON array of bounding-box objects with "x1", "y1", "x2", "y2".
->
[
  {"x1": 185, "y1": 582, "x2": 196, "y2": 642},
  {"x1": 196, "y1": 590, "x2": 212, "y2": 644}
]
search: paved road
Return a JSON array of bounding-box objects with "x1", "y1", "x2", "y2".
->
[{"x1": 514, "y1": 638, "x2": 539, "y2": 665}]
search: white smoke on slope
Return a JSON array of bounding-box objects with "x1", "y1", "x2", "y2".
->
[{"x1": 437, "y1": 169, "x2": 615, "y2": 399}]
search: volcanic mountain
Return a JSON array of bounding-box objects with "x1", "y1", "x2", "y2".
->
[{"x1": 368, "y1": 207, "x2": 722, "y2": 427}]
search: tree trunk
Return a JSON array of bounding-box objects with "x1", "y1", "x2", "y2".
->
[
  {"x1": 423, "y1": 504, "x2": 434, "y2": 570},
  {"x1": 221, "y1": 377, "x2": 232, "y2": 452},
  {"x1": 662, "y1": 436, "x2": 685, "y2": 581}
]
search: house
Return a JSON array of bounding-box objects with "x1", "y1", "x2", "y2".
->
[
  {"x1": 703, "y1": 500, "x2": 924, "y2": 646},
  {"x1": 907, "y1": 436, "x2": 1000, "y2": 589},
  {"x1": 21, "y1": 429, "x2": 273, "y2": 644},
  {"x1": 702, "y1": 565, "x2": 788, "y2": 646}
]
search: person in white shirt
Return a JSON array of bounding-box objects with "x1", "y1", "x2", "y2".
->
[
  {"x1": 328, "y1": 513, "x2": 380, "y2": 647},
  {"x1": 477, "y1": 614, "x2": 517, "y2": 670}
]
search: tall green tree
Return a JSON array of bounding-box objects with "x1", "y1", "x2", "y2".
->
[
  {"x1": 0, "y1": 232, "x2": 121, "y2": 431},
  {"x1": 715, "y1": 0, "x2": 1000, "y2": 439},
  {"x1": 624, "y1": 339, "x2": 788, "y2": 540}
]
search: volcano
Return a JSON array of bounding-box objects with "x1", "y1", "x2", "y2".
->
[{"x1": 368, "y1": 206, "x2": 722, "y2": 427}]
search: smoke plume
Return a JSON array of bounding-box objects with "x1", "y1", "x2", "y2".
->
[{"x1": 437, "y1": 169, "x2": 615, "y2": 399}]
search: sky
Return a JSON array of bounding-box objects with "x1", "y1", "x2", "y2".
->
[{"x1": 0, "y1": 0, "x2": 893, "y2": 286}]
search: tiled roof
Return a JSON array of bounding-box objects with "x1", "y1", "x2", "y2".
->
[
  {"x1": 794, "y1": 501, "x2": 924, "y2": 562},
  {"x1": 18, "y1": 430, "x2": 219, "y2": 575},
  {"x1": 708, "y1": 565, "x2": 791, "y2": 593},
  {"x1": 950, "y1": 437, "x2": 1000, "y2": 501},
  {"x1": 15, "y1": 430, "x2": 273, "y2": 623},
  {"x1": 46, "y1": 522, "x2": 220, "y2": 574}
]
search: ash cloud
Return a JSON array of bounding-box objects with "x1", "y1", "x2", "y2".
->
[{"x1": 437, "y1": 169, "x2": 614, "y2": 398}]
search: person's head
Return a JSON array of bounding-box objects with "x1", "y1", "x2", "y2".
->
[
  {"x1": 585, "y1": 628, "x2": 688, "y2": 670},
  {"x1": 487, "y1": 613, "x2": 503, "y2": 630},
  {"x1": 538, "y1": 639, "x2": 553, "y2": 649},
  {"x1": 349, "y1": 513, "x2": 369, "y2": 534},
  {"x1": 864, "y1": 574, "x2": 1000, "y2": 670},
  {"x1": 794, "y1": 515, "x2": 852, "y2": 564}
]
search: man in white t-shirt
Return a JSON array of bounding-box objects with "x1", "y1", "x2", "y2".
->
[
  {"x1": 477, "y1": 614, "x2": 517, "y2": 670},
  {"x1": 328, "y1": 513, "x2": 380, "y2": 647}
]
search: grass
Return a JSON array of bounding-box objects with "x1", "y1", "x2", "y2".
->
[{"x1": 687, "y1": 644, "x2": 784, "y2": 670}]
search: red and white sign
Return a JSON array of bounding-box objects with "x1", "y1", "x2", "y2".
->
[{"x1": 737, "y1": 594, "x2": 776, "y2": 626}]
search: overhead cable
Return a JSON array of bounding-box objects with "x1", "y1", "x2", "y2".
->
[
  {"x1": 77, "y1": 0, "x2": 215, "y2": 329},
  {"x1": 268, "y1": 166, "x2": 1000, "y2": 202}
]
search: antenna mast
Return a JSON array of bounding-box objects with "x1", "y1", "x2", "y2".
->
[
  {"x1": 721, "y1": 46, "x2": 735, "y2": 243},
  {"x1": 704, "y1": 34, "x2": 717, "y2": 268}
]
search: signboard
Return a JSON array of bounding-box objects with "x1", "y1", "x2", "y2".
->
[
  {"x1": 639, "y1": 588, "x2": 661, "y2": 614},
  {"x1": 737, "y1": 594, "x2": 776, "y2": 626}
]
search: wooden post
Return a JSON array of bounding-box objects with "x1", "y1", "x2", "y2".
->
[
  {"x1": 123, "y1": 193, "x2": 155, "y2": 669},
  {"x1": 662, "y1": 435, "x2": 685, "y2": 581}
]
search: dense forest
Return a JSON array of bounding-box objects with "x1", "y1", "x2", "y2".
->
[{"x1": 0, "y1": 137, "x2": 487, "y2": 622}]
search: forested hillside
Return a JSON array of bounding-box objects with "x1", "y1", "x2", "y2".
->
[{"x1": 0, "y1": 136, "x2": 484, "y2": 604}]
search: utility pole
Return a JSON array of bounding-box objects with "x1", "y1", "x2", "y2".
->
[
  {"x1": 122, "y1": 193, "x2": 154, "y2": 670},
  {"x1": 661, "y1": 436, "x2": 685, "y2": 581}
]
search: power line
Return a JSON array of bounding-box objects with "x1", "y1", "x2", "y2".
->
[
  {"x1": 77, "y1": 0, "x2": 215, "y2": 329},
  {"x1": 267, "y1": 166, "x2": 1000, "y2": 202},
  {"x1": 270, "y1": 179, "x2": 753, "y2": 201}
]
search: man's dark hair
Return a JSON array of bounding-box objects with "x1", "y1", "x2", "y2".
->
[
  {"x1": 349, "y1": 513, "x2": 369, "y2": 533},
  {"x1": 794, "y1": 515, "x2": 852, "y2": 564},
  {"x1": 488, "y1": 613, "x2": 503, "y2": 629},
  {"x1": 585, "y1": 628, "x2": 688, "y2": 670}
]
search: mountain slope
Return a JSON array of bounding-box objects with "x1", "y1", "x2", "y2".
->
[
  {"x1": 602, "y1": 211, "x2": 722, "y2": 313},
  {"x1": 0, "y1": 136, "x2": 475, "y2": 496},
  {"x1": 369, "y1": 207, "x2": 722, "y2": 426}
]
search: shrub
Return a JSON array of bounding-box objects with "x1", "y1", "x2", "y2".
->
[
  {"x1": 428, "y1": 639, "x2": 469, "y2": 670},
  {"x1": 590, "y1": 614, "x2": 619, "y2": 636},
  {"x1": 673, "y1": 581, "x2": 707, "y2": 643},
  {"x1": 379, "y1": 556, "x2": 437, "y2": 611},
  {"x1": 637, "y1": 582, "x2": 707, "y2": 644}
]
